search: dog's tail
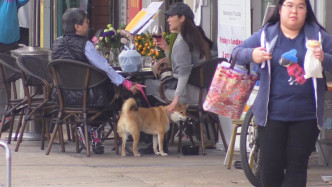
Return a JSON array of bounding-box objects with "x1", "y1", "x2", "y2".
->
[{"x1": 121, "y1": 98, "x2": 138, "y2": 116}]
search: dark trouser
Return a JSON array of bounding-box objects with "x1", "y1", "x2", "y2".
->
[
  {"x1": 0, "y1": 42, "x2": 18, "y2": 119},
  {"x1": 19, "y1": 27, "x2": 29, "y2": 46},
  {"x1": 0, "y1": 42, "x2": 18, "y2": 54},
  {"x1": 258, "y1": 119, "x2": 320, "y2": 187}
]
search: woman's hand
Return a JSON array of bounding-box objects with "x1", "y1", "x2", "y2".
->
[
  {"x1": 123, "y1": 80, "x2": 145, "y2": 95},
  {"x1": 129, "y1": 84, "x2": 141, "y2": 95},
  {"x1": 314, "y1": 47, "x2": 325, "y2": 63},
  {"x1": 252, "y1": 47, "x2": 272, "y2": 64},
  {"x1": 155, "y1": 36, "x2": 169, "y2": 53},
  {"x1": 168, "y1": 96, "x2": 179, "y2": 114},
  {"x1": 151, "y1": 57, "x2": 167, "y2": 76}
]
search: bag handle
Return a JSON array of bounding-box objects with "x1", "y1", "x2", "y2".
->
[{"x1": 229, "y1": 50, "x2": 250, "y2": 74}]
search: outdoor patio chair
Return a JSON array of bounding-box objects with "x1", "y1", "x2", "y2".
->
[
  {"x1": 0, "y1": 54, "x2": 27, "y2": 144},
  {"x1": 47, "y1": 59, "x2": 121, "y2": 157},
  {"x1": 15, "y1": 55, "x2": 57, "y2": 152},
  {"x1": 159, "y1": 57, "x2": 228, "y2": 155}
]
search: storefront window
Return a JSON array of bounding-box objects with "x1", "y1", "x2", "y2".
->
[{"x1": 56, "y1": 0, "x2": 88, "y2": 37}]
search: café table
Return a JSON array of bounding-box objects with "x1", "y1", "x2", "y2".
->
[{"x1": 116, "y1": 67, "x2": 155, "y2": 81}]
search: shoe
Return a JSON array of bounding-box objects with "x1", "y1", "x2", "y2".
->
[
  {"x1": 138, "y1": 144, "x2": 154, "y2": 155},
  {"x1": 234, "y1": 161, "x2": 243, "y2": 169},
  {"x1": 76, "y1": 126, "x2": 86, "y2": 150},
  {"x1": 0, "y1": 117, "x2": 12, "y2": 132},
  {"x1": 90, "y1": 127, "x2": 104, "y2": 154}
]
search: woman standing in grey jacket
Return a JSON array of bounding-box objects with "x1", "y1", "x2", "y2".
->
[
  {"x1": 232, "y1": 0, "x2": 332, "y2": 186},
  {"x1": 145, "y1": 2, "x2": 209, "y2": 113}
]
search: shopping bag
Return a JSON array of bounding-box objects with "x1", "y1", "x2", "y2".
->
[{"x1": 203, "y1": 56, "x2": 258, "y2": 119}]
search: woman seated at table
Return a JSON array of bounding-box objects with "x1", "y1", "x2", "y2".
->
[{"x1": 144, "y1": 2, "x2": 210, "y2": 112}]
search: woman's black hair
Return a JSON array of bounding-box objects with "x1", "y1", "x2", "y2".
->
[
  {"x1": 265, "y1": 0, "x2": 325, "y2": 30},
  {"x1": 197, "y1": 26, "x2": 214, "y2": 50},
  {"x1": 62, "y1": 8, "x2": 87, "y2": 34},
  {"x1": 179, "y1": 15, "x2": 209, "y2": 59}
]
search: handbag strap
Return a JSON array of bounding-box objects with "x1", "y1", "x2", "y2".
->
[{"x1": 229, "y1": 51, "x2": 250, "y2": 74}]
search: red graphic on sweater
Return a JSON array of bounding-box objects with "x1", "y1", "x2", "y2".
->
[{"x1": 285, "y1": 63, "x2": 307, "y2": 85}]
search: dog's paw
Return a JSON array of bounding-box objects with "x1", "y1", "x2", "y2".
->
[
  {"x1": 121, "y1": 153, "x2": 126, "y2": 157},
  {"x1": 160, "y1": 152, "x2": 168, "y2": 156},
  {"x1": 154, "y1": 151, "x2": 161, "y2": 155},
  {"x1": 134, "y1": 153, "x2": 141, "y2": 157}
]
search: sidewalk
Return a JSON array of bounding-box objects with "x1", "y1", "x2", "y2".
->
[{"x1": 0, "y1": 134, "x2": 331, "y2": 187}]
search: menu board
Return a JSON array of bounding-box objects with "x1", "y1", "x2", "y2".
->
[{"x1": 125, "y1": 2, "x2": 163, "y2": 34}]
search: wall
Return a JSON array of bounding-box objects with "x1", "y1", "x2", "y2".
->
[{"x1": 325, "y1": 1, "x2": 332, "y2": 33}]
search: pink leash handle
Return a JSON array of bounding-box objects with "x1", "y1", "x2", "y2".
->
[{"x1": 137, "y1": 84, "x2": 151, "y2": 107}]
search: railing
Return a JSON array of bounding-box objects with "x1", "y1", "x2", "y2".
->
[{"x1": 0, "y1": 140, "x2": 11, "y2": 187}]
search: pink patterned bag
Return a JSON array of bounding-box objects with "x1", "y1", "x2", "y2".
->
[{"x1": 203, "y1": 57, "x2": 258, "y2": 119}]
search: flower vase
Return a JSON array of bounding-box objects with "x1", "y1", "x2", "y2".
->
[{"x1": 109, "y1": 48, "x2": 120, "y2": 67}]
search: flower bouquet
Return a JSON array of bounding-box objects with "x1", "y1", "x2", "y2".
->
[{"x1": 92, "y1": 24, "x2": 127, "y2": 67}]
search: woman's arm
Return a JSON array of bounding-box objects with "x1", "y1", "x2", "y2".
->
[
  {"x1": 232, "y1": 29, "x2": 266, "y2": 66},
  {"x1": 321, "y1": 31, "x2": 332, "y2": 72},
  {"x1": 168, "y1": 35, "x2": 193, "y2": 113}
]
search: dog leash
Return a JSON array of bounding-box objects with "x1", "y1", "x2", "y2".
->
[{"x1": 137, "y1": 84, "x2": 151, "y2": 107}]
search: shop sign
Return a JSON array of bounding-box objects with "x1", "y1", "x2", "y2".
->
[
  {"x1": 218, "y1": 0, "x2": 251, "y2": 60},
  {"x1": 127, "y1": 0, "x2": 142, "y2": 23}
]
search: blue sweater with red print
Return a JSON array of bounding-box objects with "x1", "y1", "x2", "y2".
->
[
  {"x1": 0, "y1": 0, "x2": 29, "y2": 44},
  {"x1": 232, "y1": 22, "x2": 332, "y2": 128}
]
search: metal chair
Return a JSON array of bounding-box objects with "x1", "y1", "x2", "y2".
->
[
  {"x1": 15, "y1": 55, "x2": 57, "y2": 152},
  {"x1": 47, "y1": 59, "x2": 120, "y2": 157},
  {"x1": 160, "y1": 57, "x2": 228, "y2": 155},
  {"x1": 0, "y1": 54, "x2": 27, "y2": 144}
]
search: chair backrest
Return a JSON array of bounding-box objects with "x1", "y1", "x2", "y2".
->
[
  {"x1": 0, "y1": 53, "x2": 21, "y2": 83},
  {"x1": 48, "y1": 59, "x2": 110, "y2": 109},
  {"x1": 17, "y1": 55, "x2": 53, "y2": 86},
  {"x1": 188, "y1": 57, "x2": 226, "y2": 89},
  {"x1": 48, "y1": 59, "x2": 107, "y2": 90}
]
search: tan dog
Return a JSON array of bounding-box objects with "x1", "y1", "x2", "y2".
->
[{"x1": 117, "y1": 98, "x2": 188, "y2": 157}]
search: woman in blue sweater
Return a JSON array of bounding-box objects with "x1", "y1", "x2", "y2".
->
[
  {"x1": 232, "y1": 0, "x2": 332, "y2": 186},
  {"x1": 0, "y1": 0, "x2": 29, "y2": 53}
]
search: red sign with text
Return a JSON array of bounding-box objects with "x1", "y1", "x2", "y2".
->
[{"x1": 127, "y1": 0, "x2": 142, "y2": 24}]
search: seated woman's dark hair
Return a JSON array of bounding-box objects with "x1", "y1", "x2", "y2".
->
[
  {"x1": 181, "y1": 17, "x2": 209, "y2": 59},
  {"x1": 197, "y1": 26, "x2": 213, "y2": 50},
  {"x1": 62, "y1": 8, "x2": 87, "y2": 34}
]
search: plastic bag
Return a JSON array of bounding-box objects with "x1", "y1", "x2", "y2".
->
[
  {"x1": 118, "y1": 46, "x2": 142, "y2": 72},
  {"x1": 304, "y1": 40, "x2": 323, "y2": 79}
]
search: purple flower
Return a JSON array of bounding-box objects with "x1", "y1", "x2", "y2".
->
[{"x1": 108, "y1": 30, "x2": 115, "y2": 36}]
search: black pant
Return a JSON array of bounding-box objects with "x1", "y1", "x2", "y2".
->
[
  {"x1": 0, "y1": 42, "x2": 18, "y2": 119},
  {"x1": 0, "y1": 42, "x2": 18, "y2": 54},
  {"x1": 258, "y1": 119, "x2": 319, "y2": 187}
]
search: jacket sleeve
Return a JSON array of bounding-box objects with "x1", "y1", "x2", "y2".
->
[
  {"x1": 321, "y1": 30, "x2": 332, "y2": 72},
  {"x1": 231, "y1": 29, "x2": 263, "y2": 66},
  {"x1": 85, "y1": 41, "x2": 125, "y2": 86},
  {"x1": 18, "y1": 0, "x2": 29, "y2": 8},
  {"x1": 172, "y1": 37, "x2": 193, "y2": 97}
]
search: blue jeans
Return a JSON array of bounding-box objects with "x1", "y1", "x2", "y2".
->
[{"x1": 258, "y1": 119, "x2": 319, "y2": 187}]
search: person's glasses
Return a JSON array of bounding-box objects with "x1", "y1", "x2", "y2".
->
[{"x1": 282, "y1": 2, "x2": 306, "y2": 12}]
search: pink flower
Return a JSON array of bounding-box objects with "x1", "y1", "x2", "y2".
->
[{"x1": 92, "y1": 36, "x2": 99, "y2": 45}]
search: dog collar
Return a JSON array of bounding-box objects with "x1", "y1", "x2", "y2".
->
[{"x1": 165, "y1": 106, "x2": 171, "y2": 119}]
